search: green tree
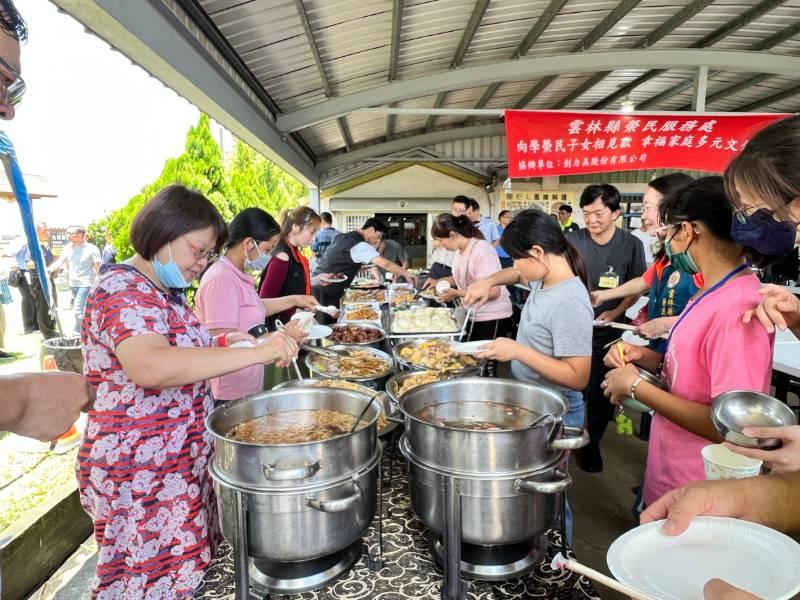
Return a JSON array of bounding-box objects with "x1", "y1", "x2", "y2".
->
[{"x1": 93, "y1": 114, "x2": 307, "y2": 262}]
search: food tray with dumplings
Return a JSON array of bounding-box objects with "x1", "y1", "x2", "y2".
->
[{"x1": 386, "y1": 304, "x2": 471, "y2": 339}]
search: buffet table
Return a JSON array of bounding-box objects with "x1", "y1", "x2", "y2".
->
[{"x1": 194, "y1": 456, "x2": 600, "y2": 600}]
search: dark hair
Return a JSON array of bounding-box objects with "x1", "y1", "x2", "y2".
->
[
  {"x1": 558, "y1": 204, "x2": 573, "y2": 214},
  {"x1": 649, "y1": 172, "x2": 695, "y2": 198},
  {"x1": 227, "y1": 207, "x2": 279, "y2": 248},
  {"x1": 658, "y1": 176, "x2": 734, "y2": 242},
  {"x1": 363, "y1": 217, "x2": 387, "y2": 233},
  {"x1": 0, "y1": 0, "x2": 27, "y2": 42},
  {"x1": 724, "y1": 114, "x2": 800, "y2": 222},
  {"x1": 131, "y1": 185, "x2": 227, "y2": 260},
  {"x1": 279, "y1": 205, "x2": 321, "y2": 237},
  {"x1": 452, "y1": 195, "x2": 470, "y2": 210},
  {"x1": 431, "y1": 213, "x2": 484, "y2": 240},
  {"x1": 502, "y1": 209, "x2": 588, "y2": 287},
  {"x1": 579, "y1": 184, "x2": 621, "y2": 212},
  {"x1": 320, "y1": 211, "x2": 333, "y2": 225},
  {"x1": 67, "y1": 226, "x2": 86, "y2": 235},
  {"x1": 468, "y1": 198, "x2": 480, "y2": 212},
  {"x1": 498, "y1": 210, "x2": 511, "y2": 219}
]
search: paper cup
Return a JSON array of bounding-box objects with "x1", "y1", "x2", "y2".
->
[
  {"x1": 701, "y1": 444, "x2": 762, "y2": 480},
  {"x1": 435, "y1": 280, "x2": 451, "y2": 293}
]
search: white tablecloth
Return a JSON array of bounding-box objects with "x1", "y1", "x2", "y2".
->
[{"x1": 774, "y1": 328, "x2": 800, "y2": 379}]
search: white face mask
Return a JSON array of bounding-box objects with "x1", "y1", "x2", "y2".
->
[{"x1": 244, "y1": 240, "x2": 270, "y2": 273}]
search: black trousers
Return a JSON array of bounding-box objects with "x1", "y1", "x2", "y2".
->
[
  {"x1": 468, "y1": 317, "x2": 513, "y2": 377},
  {"x1": 585, "y1": 332, "x2": 616, "y2": 446},
  {"x1": 311, "y1": 285, "x2": 345, "y2": 325},
  {"x1": 18, "y1": 274, "x2": 58, "y2": 340}
]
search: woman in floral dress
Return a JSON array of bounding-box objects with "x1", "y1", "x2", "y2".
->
[{"x1": 78, "y1": 185, "x2": 299, "y2": 599}]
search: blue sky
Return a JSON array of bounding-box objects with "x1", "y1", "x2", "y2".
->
[{"x1": 1, "y1": 0, "x2": 203, "y2": 230}]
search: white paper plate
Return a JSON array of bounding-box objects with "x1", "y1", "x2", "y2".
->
[
  {"x1": 607, "y1": 516, "x2": 800, "y2": 600},
  {"x1": 305, "y1": 324, "x2": 333, "y2": 341},
  {"x1": 320, "y1": 274, "x2": 347, "y2": 283},
  {"x1": 450, "y1": 341, "x2": 491, "y2": 354}
]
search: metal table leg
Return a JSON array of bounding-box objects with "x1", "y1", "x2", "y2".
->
[
  {"x1": 232, "y1": 488, "x2": 251, "y2": 600},
  {"x1": 442, "y1": 475, "x2": 468, "y2": 600}
]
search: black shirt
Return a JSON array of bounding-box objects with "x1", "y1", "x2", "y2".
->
[{"x1": 567, "y1": 227, "x2": 647, "y2": 321}]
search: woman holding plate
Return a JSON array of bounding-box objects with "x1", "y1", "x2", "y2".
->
[{"x1": 195, "y1": 207, "x2": 316, "y2": 402}]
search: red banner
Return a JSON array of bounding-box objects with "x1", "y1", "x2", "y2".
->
[{"x1": 505, "y1": 110, "x2": 789, "y2": 178}]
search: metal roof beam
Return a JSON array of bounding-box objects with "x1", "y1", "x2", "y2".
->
[
  {"x1": 452, "y1": 0, "x2": 491, "y2": 67},
  {"x1": 639, "y1": 17, "x2": 800, "y2": 109},
  {"x1": 734, "y1": 83, "x2": 800, "y2": 112},
  {"x1": 277, "y1": 50, "x2": 800, "y2": 132},
  {"x1": 635, "y1": 0, "x2": 716, "y2": 49},
  {"x1": 513, "y1": 76, "x2": 557, "y2": 109},
  {"x1": 591, "y1": 0, "x2": 786, "y2": 109},
  {"x1": 678, "y1": 74, "x2": 772, "y2": 110},
  {"x1": 513, "y1": 0, "x2": 569, "y2": 58},
  {"x1": 424, "y1": 93, "x2": 447, "y2": 132},
  {"x1": 554, "y1": 72, "x2": 613, "y2": 109},
  {"x1": 464, "y1": 82, "x2": 502, "y2": 125},
  {"x1": 51, "y1": 0, "x2": 318, "y2": 186},
  {"x1": 388, "y1": 0, "x2": 404, "y2": 81},
  {"x1": 337, "y1": 117, "x2": 353, "y2": 151},
  {"x1": 692, "y1": 66, "x2": 709, "y2": 111},
  {"x1": 294, "y1": 0, "x2": 332, "y2": 97},
  {"x1": 318, "y1": 124, "x2": 506, "y2": 172}
]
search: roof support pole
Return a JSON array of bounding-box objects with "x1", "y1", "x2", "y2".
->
[{"x1": 692, "y1": 66, "x2": 708, "y2": 112}]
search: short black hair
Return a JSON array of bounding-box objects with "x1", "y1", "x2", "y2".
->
[
  {"x1": 131, "y1": 185, "x2": 227, "y2": 260},
  {"x1": 649, "y1": 173, "x2": 694, "y2": 199},
  {"x1": 0, "y1": 0, "x2": 27, "y2": 42},
  {"x1": 468, "y1": 198, "x2": 480, "y2": 212},
  {"x1": 228, "y1": 207, "x2": 279, "y2": 248},
  {"x1": 558, "y1": 204, "x2": 573, "y2": 214},
  {"x1": 579, "y1": 184, "x2": 621, "y2": 212},
  {"x1": 452, "y1": 195, "x2": 470, "y2": 210},
  {"x1": 659, "y1": 176, "x2": 733, "y2": 242},
  {"x1": 363, "y1": 217, "x2": 387, "y2": 233},
  {"x1": 498, "y1": 210, "x2": 511, "y2": 218},
  {"x1": 320, "y1": 211, "x2": 333, "y2": 224}
]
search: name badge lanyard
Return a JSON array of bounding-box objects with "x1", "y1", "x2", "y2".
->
[{"x1": 659, "y1": 262, "x2": 749, "y2": 373}]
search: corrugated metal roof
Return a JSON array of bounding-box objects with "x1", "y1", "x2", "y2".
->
[{"x1": 190, "y1": 0, "x2": 800, "y2": 178}]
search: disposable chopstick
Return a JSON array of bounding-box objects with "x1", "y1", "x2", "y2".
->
[{"x1": 551, "y1": 553, "x2": 658, "y2": 600}]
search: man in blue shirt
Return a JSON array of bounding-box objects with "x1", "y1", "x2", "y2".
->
[
  {"x1": 310, "y1": 211, "x2": 339, "y2": 263},
  {"x1": 466, "y1": 198, "x2": 501, "y2": 246}
]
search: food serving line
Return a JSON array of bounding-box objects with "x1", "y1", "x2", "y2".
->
[{"x1": 196, "y1": 279, "x2": 597, "y2": 600}]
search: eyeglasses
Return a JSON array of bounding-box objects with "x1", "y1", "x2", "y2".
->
[
  {"x1": 0, "y1": 56, "x2": 25, "y2": 107},
  {"x1": 183, "y1": 236, "x2": 218, "y2": 262}
]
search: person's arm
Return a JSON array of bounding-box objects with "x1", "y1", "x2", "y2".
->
[
  {"x1": 636, "y1": 315, "x2": 678, "y2": 339},
  {"x1": 115, "y1": 332, "x2": 298, "y2": 389},
  {"x1": 0, "y1": 372, "x2": 96, "y2": 441},
  {"x1": 463, "y1": 267, "x2": 522, "y2": 305},
  {"x1": 641, "y1": 472, "x2": 800, "y2": 535},
  {"x1": 370, "y1": 256, "x2": 415, "y2": 284},
  {"x1": 478, "y1": 338, "x2": 590, "y2": 390},
  {"x1": 591, "y1": 276, "x2": 649, "y2": 306},
  {"x1": 92, "y1": 247, "x2": 102, "y2": 274},
  {"x1": 603, "y1": 341, "x2": 663, "y2": 372},
  {"x1": 604, "y1": 366, "x2": 722, "y2": 441},
  {"x1": 47, "y1": 244, "x2": 69, "y2": 272},
  {"x1": 742, "y1": 284, "x2": 800, "y2": 339},
  {"x1": 597, "y1": 293, "x2": 639, "y2": 322}
]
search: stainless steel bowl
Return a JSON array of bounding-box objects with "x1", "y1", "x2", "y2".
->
[
  {"x1": 711, "y1": 390, "x2": 797, "y2": 449},
  {"x1": 324, "y1": 323, "x2": 386, "y2": 346},
  {"x1": 304, "y1": 344, "x2": 394, "y2": 388},
  {"x1": 273, "y1": 378, "x2": 400, "y2": 436},
  {"x1": 392, "y1": 339, "x2": 483, "y2": 375},
  {"x1": 385, "y1": 370, "x2": 453, "y2": 406}
]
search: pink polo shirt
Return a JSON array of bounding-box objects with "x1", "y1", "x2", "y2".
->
[
  {"x1": 195, "y1": 257, "x2": 266, "y2": 401},
  {"x1": 452, "y1": 238, "x2": 512, "y2": 322},
  {"x1": 644, "y1": 274, "x2": 774, "y2": 506}
]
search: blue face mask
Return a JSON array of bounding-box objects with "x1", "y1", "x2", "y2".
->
[
  {"x1": 244, "y1": 240, "x2": 270, "y2": 273},
  {"x1": 152, "y1": 243, "x2": 189, "y2": 289},
  {"x1": 730, "y1": 209, "x2": 797, "y2": 257}
]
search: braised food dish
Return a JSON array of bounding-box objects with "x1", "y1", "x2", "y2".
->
[
  {"x1": 346, "y1": 289, "x2": 386, "y2": 303},
  {"x1": 344, "y1": 307, "x2": 379, "y2": 321},
  {"x1": 414, "y1": 401, "x2": 538, "y2": 431},
  {"x1": 392, "y1": 307, "x2": 457, "y2": 333},
  {"x1": 311, "y1": 379, "x2": 388, "y2": 429},
  {"x1": 330, "y1": 325, "x2": 383, "y2": 344},
  {"x1": 396, "y1": 370, "x2": 445, "y2": 396},
  {"x1": 391, "y1": 292, "x2": 416, "y2": 306},
  {"x1": 312, "y1": 350, "x2": 390, "y2": 378},
  {"x1": 226, "y1": 409, "x2": 365, "y2": 444},
  {"x1": 399, "y1": 340, "x2": 477, "y2": 370}
]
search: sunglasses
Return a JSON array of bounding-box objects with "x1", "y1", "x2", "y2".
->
[{"x1": 0, "y1": 56, "x2": 25, "y2": 107}]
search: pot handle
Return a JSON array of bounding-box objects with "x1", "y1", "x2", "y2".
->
[
  {"x1": 515, "y1": 468, "x2": 572, "y2": 495},
  {"x1": 549, "y1": 426, "x2": 589, "y2": 451},
  {"x1": 306, "y1": 481, "x2": 362, "y2": 513},
  {"x1": 386, "y1": 416, "x2": 405, "y2": 425},
  {"x1": 262, "y1": 460, "x2": 321, "y2": 481}
]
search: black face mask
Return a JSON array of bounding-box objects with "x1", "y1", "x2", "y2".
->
[{"x1": 730, "y1": 209, "x2": 796, "y2": 257}]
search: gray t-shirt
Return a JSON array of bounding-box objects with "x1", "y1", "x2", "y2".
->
[
  {"x1": 510, "y1": 277, "x2": 594, "y2": 384},
  {"x1": 63, "y1": 242, "x2": 101, "y2": 287},
  {"x1": 566, "y1": 227, "x2": 647, "y2": 320}
]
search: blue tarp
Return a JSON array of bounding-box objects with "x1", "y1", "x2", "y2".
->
[{"x1": 0, "y1": 130, "x2": 53, "y2": 309}]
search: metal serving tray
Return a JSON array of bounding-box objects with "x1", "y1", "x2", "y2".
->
[{"x1": 386, "y1": 305, "x2": 472, "y2": 340}]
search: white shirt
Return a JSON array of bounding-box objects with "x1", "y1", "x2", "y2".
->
[
  {"x1": 350, "y1": 242, "x2": 379, "y2": 264},
  {"x1": 631, "y1": 228, "x2": 655, "y2": 265}
]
